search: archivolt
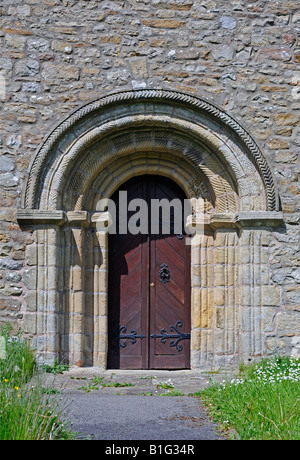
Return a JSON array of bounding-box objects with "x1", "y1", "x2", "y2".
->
[
  {"x1": 23, "y1": 89, "x2": 279, "y2": 213},
  {"x1": 60, "y1": 122, "x2": 239, "y2": 213}
]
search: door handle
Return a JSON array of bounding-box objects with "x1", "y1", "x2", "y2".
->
[
  {"x1": 150, "y1": 282, "x2": 155, "y2": 287},
  {"x1": 159, "y1": 263, "x2": 170, "y2": 284}
]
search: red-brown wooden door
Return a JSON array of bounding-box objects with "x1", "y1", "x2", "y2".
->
[{"x1": 108, "y1": 176, "x2": 191, "y2": 369}]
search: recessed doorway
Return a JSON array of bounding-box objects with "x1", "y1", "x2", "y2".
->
[{"x1": 107, "y1": 175, "x2": 191, "y2": 369}]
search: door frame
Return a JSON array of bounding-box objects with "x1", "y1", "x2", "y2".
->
[{"x1": 107, "y1": 175, "x2": 191, "y2": 370}]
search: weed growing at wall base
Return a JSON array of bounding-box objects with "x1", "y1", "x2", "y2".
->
[
  {"x1": 0, "y1": 323, "x2": 36, "y2": 386},
  {"x1": 0, "y1": 323, "x2": 74, "y2": 440},
  {"x1": 196, "y1": 356, "x2": 300, "y2": 440}
]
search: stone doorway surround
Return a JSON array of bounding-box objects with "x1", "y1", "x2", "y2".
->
[{"x1": 16, "y1": 89, "x2": 283, "y2": 370}]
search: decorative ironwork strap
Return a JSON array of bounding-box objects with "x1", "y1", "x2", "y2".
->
[
  {"x1": 112, "y1": 323, "x2": 146, "y2": 349},
  {"x1": 151, "y1": 321, "x2": 190, "y2": 352}
]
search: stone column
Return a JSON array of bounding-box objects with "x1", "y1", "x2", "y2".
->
[
  {"x1": 62, "y1": 211, "x2": 90, "y2": 367},
  {"x1": 211, "y1": 215, "x2": 239, "y2": 369},
  {"x1": 187, "y1": 213, "x2": 214, "y2": 370},
  {"x1": 235, "y1": 212, "x2": 284, "y2": 364},
  {"x1": 17, "y1": 210, "x2": 66, "y2": 365},
  {"x1": 90, "y1": 212, "x2": 110, "y2": 368},
  {"x1": 189, "y1": 211, "x2": 284, "y2": 371}
]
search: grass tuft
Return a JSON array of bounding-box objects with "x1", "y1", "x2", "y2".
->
[
  {"x1": 196, "y1": 356, "x2": 300, "y2": 440},
  {"x1": 0, "y1": 323, "x2": 74, "y2": 440}
]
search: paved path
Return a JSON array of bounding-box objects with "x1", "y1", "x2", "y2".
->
[
  {"x1": 66, "y1": 394, "x2": 224, "y2": 441},
  {"x1": 44, "y1": 368, "x2": 234, "y2": 441}
]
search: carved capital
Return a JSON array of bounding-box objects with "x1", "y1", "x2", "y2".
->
[
  {"x1": 66, "y1": 211, "x2": 90, "y2": 227},
  {"x1": 185, "y1": 214, "x2": 212, "y2": 233},
  {"x1": 210, "y1": 213, "x2": 235, "y2": 230},
  {"x1": 234, "y1": 211, "x2": 284, "y2": 228},
  {"x1": 91, "y1": 211, "x2": 113, "y2": 229},
  {"x1": 16, "y1": 209, "x2": 66, "y2": 226}
]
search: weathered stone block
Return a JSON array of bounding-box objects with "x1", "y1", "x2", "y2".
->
[
  {"x1": 41, "y1": 63, "x2": 80, "y2": 81},
  {"x1": 4, "y1": 28, "x2": 33, "y2": 36},
  {"x1": 267, "y1": 138, "x2": 290, "y2": 150},
  {"x1": 15, "y1": 59, "x2": 40, "y2": 76},
  {"x1": 26, "y1": 245, "x2": 37, "y2": 266},
  {"x1": 0, "y1": 156, "x2": 14, "y2": 172},
  {"x1": 7, "y1": 5, "x2": 31, "y2": 17},
  {"x1": 152, "y1": 0, "x2": 193, "y2": 10},
  {"x1": 51, "y1": 39, "x2": 73, "y2": 54},
  {"x1": 129, "y1": 58, "x2": 148, "y2": 78},
  {"x1": 142, "y1": 19, "x2": 184, "y2": 28},
  {"x1": 71, "y1": 292, "x2": 85, "y2": 314},
  {"x1": 5, "y1": 135, "x2": 22, "y2": 149},
  {"x1": 284, "y1": 285, "x2": 300, "y2": 306},
  {"x1": 274, "y1": 113, "x2": 300, "y2": 126},
  {"x1": 256, "y1": 47, "x2": 292, "y2": 62},
  {"x1": 171, "y1": 49, "x2": 200, "y2": 60},
  {"x1": 220, "y1": 16, "x2": 237, "y2": 29},
  {"x1": 25, "y1": 291, "x2": 37, "y2": 312},
  {"x1": 27, "y1": 37, "x2": 50, "y2": 53},
  {"x1": 0, "y1": 245, "x2": 11, "y2": 257},
  {"x1": 5, "y1": 34, "x2": 27, "y2": 50},
  {"x1": 0, "y1": 297, "x2": 22, "y2": 312},
  {"x1": 261, "y1": 307, "x2": 277, "y2": 332},
  {"x1": 0, "y1": 259, "x2": 23, "y2": 270},
  {"x1": 12, "y1": 247, "x2": 25, "y2": 260},
  {"x1": 0, "y1": 173, "x2": 18, "y2": 187},
  {"x1": 2, "y1": 285, "x2": 23, "y2": 296},
  {"x1": 262, "y1": 286, "x2": 281, "y2": 307},
  {"x1": 212, "y1": 45, "x2": 235, "y2": 61},
  {"x1": 276, "y1": 312, "x2": 300, "y2": 336},
  {"x1": 23, "y1": 267, "x2": 37, "y2": 290}
]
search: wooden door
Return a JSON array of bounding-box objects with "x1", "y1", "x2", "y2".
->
[{"x1": 107, "y1": 176, "x2": 191, "y2": 369}]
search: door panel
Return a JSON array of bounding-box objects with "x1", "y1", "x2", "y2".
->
[
  {"x1": 107, "y1": 191, "x2": 149, "y2": 369},
  {"x1": 149, "y1": 176, "x2": 191, "y2": 369},
  {"x1": 108, "y1": 176, "x2": 190, "y2": 370}
]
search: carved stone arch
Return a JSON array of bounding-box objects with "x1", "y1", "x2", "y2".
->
[
  {"x1": 62, "y1": 129, "x2": 235, "y2": 213},
  {"x1": 17, "y1": 89, "x2": 283, "y2": 369},
  {"x1": 83, "y1": 151, "x2": 214, "y2": 212},
  {"x1": 23, "y1": 89, "x2": 278, "y2": 212}
]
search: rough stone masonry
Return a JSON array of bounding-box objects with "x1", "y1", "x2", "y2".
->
[{"x1": 0, "y1": 0, "x2": 299, "y2": 369}]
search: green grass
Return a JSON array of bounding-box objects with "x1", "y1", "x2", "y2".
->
[
  {"x1": 0, "y1": 323, "x2": 36, "y2": 387},
  {"x1": 161, "y1": 389, "x2": 185, "y2": 396},
  {"x1": 155, "y1": 378, "x2": 174, "y2": 389},
  {"x1": 0, "y1": 323, "x2": 74, "y2": 440},
  {"x1": 195, "y1": 356, "x2": 300, "y2": 440},
  {"x1": 40, "y1": 359, "x2": 69, "y2": 375}
]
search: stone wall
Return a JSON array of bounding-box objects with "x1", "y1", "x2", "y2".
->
[{"x1": 0, "y1": 0, "x2": 300, "y2": 366}]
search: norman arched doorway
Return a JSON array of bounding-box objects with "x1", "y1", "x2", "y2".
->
[
  {"x1": 16, "y1": 89, "x2": 283, "y2": 370},
  {"x1": 107, "y1": 175, "x2": 191, "y2": 370}
]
